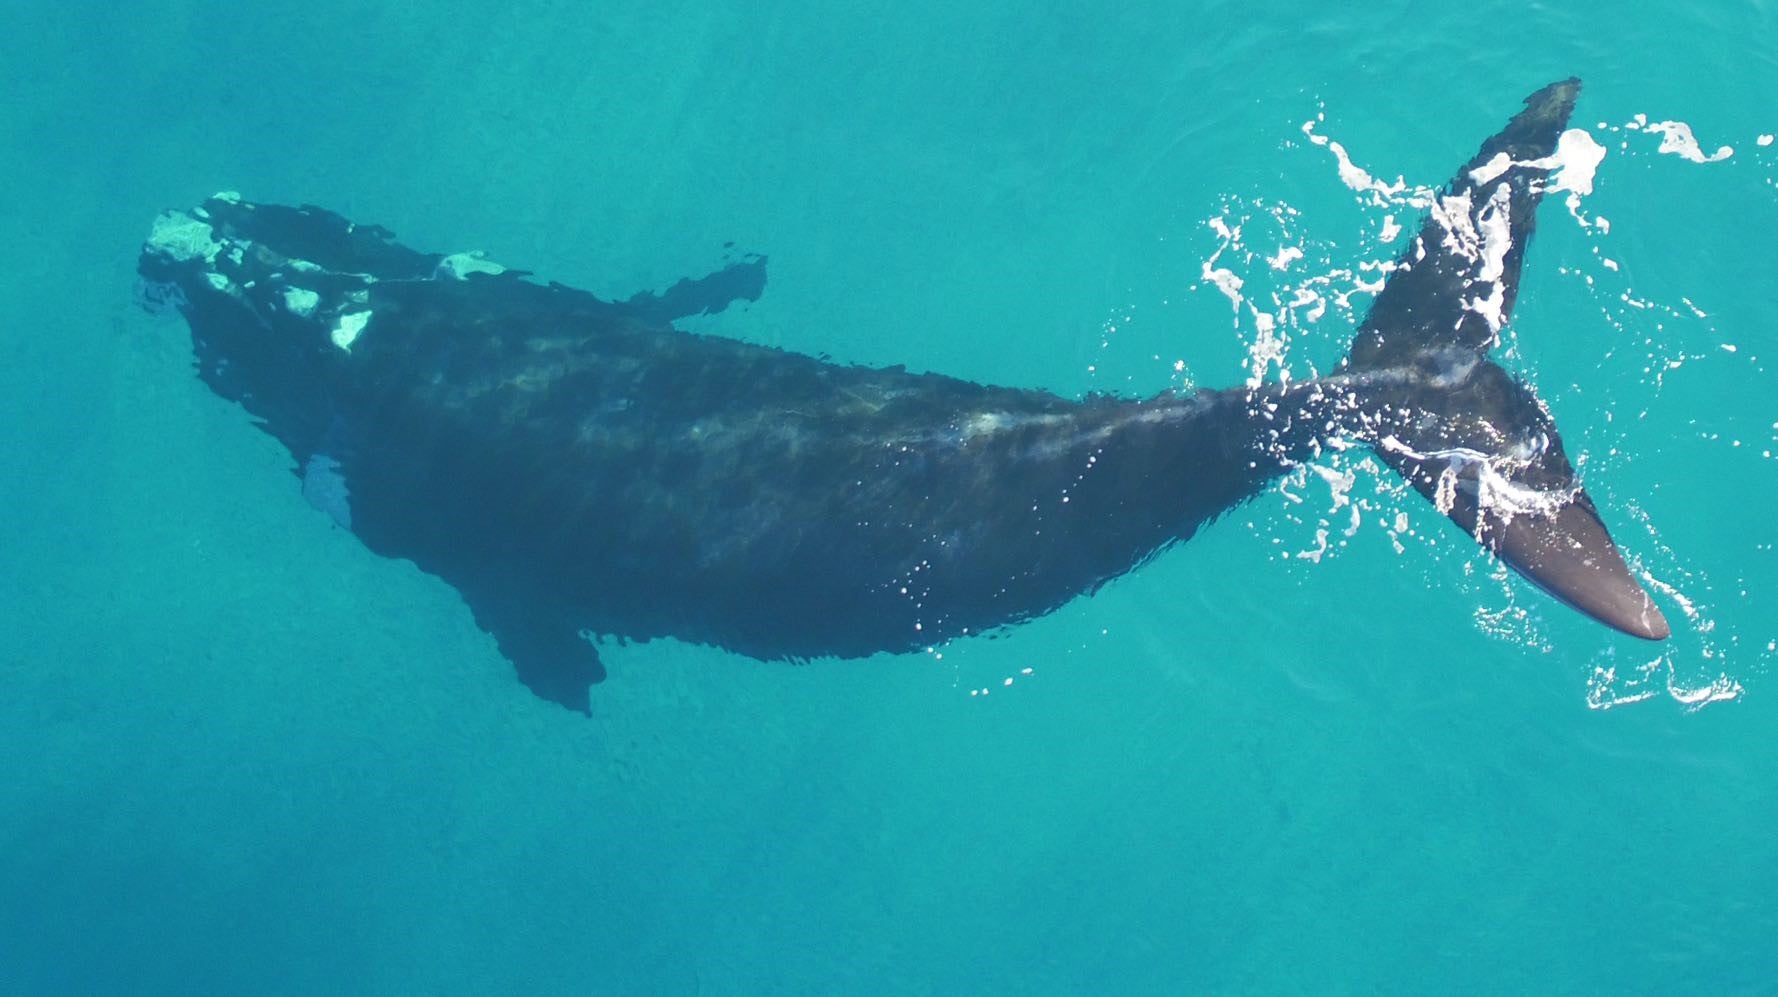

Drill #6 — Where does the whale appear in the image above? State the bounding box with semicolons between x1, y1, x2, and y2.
137;78;1668;713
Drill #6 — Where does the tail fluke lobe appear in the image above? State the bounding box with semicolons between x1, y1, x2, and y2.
1348;78;1580;372
1345;79;1671;641
1489;493;1670;641
1377;406;1671;642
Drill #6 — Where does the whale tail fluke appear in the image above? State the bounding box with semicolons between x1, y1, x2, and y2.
1344;78;1669;640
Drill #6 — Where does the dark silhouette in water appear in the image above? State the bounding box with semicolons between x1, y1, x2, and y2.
138;79;1666;713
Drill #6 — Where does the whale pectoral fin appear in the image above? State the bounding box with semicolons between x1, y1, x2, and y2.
463;596;605;715
299;452;353;529
620;254;768;325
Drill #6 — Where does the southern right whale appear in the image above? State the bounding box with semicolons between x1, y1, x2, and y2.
137;78;1668;712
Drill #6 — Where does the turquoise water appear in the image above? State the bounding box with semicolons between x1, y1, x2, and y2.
4;2;1777;992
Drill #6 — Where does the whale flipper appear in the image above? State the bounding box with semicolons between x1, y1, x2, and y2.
463;588;604;714
622;255;769;325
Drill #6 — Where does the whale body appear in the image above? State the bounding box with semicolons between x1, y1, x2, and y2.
138;79;1667;712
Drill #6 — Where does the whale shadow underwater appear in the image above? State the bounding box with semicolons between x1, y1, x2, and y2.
139;78;1669;713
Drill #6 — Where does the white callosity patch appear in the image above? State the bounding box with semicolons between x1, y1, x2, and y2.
147;209;224;263
331;310;371;352
437;251;508;280
282;287;320;318
147;194;387;352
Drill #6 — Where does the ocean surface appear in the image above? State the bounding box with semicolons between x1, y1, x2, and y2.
3;2;1776;993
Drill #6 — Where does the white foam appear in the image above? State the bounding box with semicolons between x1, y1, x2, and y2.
1462;184;1513;334
1308;462;1357;510
1288;287;1327;323
1429;190;1479;261
1245;307;1285;388
1200;217;1245;310
1460;128;1606;227
1301;120;1410;201
1267;245;1304;271
1668;674;1743;707
1638;118;1732;163
1294;527;1332;563
1548;129;1607;215
1468;152;1514;186
1377;436;1567;523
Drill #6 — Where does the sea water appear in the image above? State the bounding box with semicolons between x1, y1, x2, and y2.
1;1;1774;992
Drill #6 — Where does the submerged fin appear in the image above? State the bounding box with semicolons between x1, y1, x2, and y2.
622;255;768;325
461;592;606;714
299;452;353;529
1347;79;1670;641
